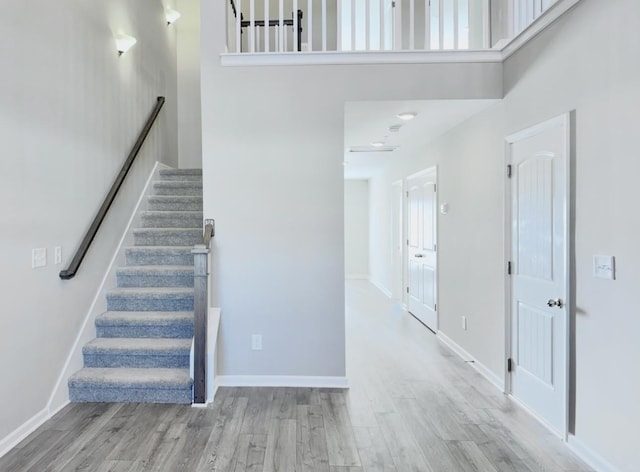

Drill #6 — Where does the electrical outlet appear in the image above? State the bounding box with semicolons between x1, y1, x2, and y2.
251;334;263;351
32;248;47;268
462;316;467;331
54;247;62;265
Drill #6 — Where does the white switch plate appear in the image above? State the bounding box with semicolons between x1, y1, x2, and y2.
54;247;62;265
593;255;615;280
440;203;449;214
251;334;263;351
32;248;47;268
461;316;467;331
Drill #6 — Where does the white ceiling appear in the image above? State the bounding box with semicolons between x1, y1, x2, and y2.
343;99;500;180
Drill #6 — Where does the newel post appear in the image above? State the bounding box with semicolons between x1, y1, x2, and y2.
192;244;209;404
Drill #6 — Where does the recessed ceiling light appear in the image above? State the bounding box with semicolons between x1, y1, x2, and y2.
371;141;385;147
396;112;417;121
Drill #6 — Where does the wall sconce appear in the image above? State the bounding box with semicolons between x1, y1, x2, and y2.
166;8;181;25
115;33;137;56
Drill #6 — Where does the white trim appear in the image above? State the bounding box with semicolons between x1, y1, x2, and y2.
216;375;349;389
500;0;584;60
437;331;505;392
345;274;369;280
47;162;170;413
0;408;48;458
504;113;572;441
369;278;392;299
207;308;221;403
221;0;583;67
221;49;503;66
567;435;623;472
508;392;564;439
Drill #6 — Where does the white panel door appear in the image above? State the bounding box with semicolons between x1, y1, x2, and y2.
407;169;437;331
508;115;569;436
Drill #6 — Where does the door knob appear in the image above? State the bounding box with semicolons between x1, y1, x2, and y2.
547;298;564;308
415;254;425;258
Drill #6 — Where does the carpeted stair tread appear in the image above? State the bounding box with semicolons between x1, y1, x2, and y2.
106;287;194;312
133;228;202;246
95;311;193;338
125;246;194;266
158;168;202;181
141;211;203;229
147;196;203;211
153;181;202;196
84;337;191;355
116;265;195;288
82;338;190;368
69;367;192;388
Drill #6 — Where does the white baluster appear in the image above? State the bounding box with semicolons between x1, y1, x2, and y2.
250;0;255;52
380;0;385;50
323;0;327;51
439;0;444;49
264;0;270;52
293;0;298;51
365;0;371;51
279;0;284;52
424;0;431;50
453;0;459;49
307;0;313;51
236;0;242;53
394;0;402;50
351;0;356;51
409;0;415;50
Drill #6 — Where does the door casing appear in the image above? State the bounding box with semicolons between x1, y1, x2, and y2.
504;113;572;440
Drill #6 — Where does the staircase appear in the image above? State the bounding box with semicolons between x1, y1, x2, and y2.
68;168;203;404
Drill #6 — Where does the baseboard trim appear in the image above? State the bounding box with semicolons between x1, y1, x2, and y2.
0;407;48;458
216;375;349;389
437;331;505;392
369;279;392;299
567;434;622;472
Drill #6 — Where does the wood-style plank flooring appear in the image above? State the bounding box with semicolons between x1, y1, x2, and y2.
0;280;591;471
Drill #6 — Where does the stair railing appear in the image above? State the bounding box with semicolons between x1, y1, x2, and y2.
59;97;166;280
192;219;215;404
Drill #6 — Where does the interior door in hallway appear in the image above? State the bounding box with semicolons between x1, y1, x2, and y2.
507;115;569;436
406;168;437;331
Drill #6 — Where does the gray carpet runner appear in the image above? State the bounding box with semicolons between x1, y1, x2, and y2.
68;168;203;403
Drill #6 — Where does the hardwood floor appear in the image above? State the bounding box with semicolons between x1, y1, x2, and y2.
0;280;591;471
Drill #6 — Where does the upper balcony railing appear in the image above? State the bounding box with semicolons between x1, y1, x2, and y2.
226;0;566;59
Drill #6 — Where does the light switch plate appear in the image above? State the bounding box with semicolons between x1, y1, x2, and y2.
593;255;615;280
440;203;449;214
32;248;47;268
54;247;62;265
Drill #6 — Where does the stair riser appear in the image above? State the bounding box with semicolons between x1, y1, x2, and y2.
83;353;189;369
147;200;203;211
153;184;202;197
106;295;194;312
141;214;202;229
133;231;201;246
96;324;193;339
116;273;194;288
69;387;192;404
125;250;194;266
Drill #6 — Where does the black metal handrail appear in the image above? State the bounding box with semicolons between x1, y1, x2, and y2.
192;220;215;404
59;96;166;280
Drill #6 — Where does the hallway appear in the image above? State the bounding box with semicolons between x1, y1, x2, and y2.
0;281;590;471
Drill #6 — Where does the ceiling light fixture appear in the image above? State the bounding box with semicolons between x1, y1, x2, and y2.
371;141;385;147
396;112;417;121
166;8;181;25
115;33;137;56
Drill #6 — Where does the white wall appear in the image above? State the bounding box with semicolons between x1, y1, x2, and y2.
177;0;202;168
0;0;178;447
344;180;369;277
201;0;501;380
369;0;640;469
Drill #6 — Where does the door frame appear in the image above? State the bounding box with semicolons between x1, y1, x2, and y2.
403;166;439;330
503;113;572;440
